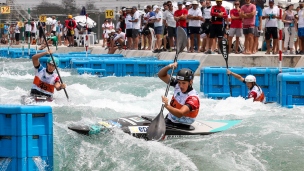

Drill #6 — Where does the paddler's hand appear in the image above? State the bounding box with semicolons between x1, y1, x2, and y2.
60;83;66;90
46;49;52;54
162;96;169;107
227;69;232;75
168;62;177;69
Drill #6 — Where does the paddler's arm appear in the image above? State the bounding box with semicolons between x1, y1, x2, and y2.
162;96;191;118
32;50;51;67
227;69;244;82
158;62;178;83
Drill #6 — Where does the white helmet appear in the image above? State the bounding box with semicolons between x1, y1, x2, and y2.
245;75;256;82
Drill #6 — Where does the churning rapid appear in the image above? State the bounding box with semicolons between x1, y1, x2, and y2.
1;58;303;171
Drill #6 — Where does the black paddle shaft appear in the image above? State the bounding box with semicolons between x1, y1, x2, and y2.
40;27;69;100
219;37;232;96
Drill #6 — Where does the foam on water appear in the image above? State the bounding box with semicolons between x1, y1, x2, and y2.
1;58;304;171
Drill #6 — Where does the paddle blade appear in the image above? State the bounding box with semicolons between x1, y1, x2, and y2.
146;113;166;141
219;37;229;63
176;27;187;55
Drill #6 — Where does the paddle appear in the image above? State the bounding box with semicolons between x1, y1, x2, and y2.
219;37;232;96
40;27;69;100
146;26;187;141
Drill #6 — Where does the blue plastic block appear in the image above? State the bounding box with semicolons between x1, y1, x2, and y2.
77;68;94;75
0;105;52;115
59;57;71;68
104;60;125;76
0;114;26;136
27;135;53;157
204;93;231;99
200;67;229;94
137;60;156;77
71;60;90;68
89;60;104;69
122;60;138;76
0;136;26;158
0;156;53;171
94;69;107;77
277;73;304;107
295;67;304;72
0;105;52;136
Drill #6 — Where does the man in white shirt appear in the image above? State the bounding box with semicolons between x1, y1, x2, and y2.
125;8;133;49
187;0;203;53
108;28;126;54
262;0;279;54
31;19;37;45
129;6;141;50
50;16;57;36
163;1;176;52
25;20;31;43
151;5;163;53
297;2;304;54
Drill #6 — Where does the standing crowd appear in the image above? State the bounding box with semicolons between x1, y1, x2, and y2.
104;0;304;55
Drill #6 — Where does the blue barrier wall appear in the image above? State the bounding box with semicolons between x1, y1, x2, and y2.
0;105;53;171
200;67;304;107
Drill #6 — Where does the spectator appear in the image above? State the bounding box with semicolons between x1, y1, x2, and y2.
163;1;176;52
162;2;169;51
282;3;296;55
297;2;304;54
174;2;188;51
108;28;126;54
252;0;262;54
25;21;31;44
65;15;77;47
151;5;163;53
9;24;15;45
262;0;279;54
31;19;37;45
187;0;203;53
206;0;227;54
129;6;141;50
37;19;46;45
229;0;242;54
240;0;256;55
15;22;20;45
125;8;133;49
50;16;57;36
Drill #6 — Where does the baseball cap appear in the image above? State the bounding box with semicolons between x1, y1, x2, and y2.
178;2;183;5
192;1;199;5
269;0;274;3
153;5;160;11
185;2;191;5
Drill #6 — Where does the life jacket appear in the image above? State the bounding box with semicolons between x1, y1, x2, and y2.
248;85;265;103
68;19;75;28
31;65;59;97
167;84;200;125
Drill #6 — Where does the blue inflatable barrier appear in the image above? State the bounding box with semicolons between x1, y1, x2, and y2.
277;72;304;108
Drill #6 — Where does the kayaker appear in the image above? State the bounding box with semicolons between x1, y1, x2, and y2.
227;69;265;102
158;62;200;125
30;50;66;98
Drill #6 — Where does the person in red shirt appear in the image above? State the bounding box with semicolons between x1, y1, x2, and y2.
205;0;227;54
174;2;188;33
174;2;189;51
228;0;243;53
65;15;76;47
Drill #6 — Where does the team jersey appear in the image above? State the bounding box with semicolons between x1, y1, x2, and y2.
167;79;200;125
31;64;60;97
244;82;265;102
211;5;228;24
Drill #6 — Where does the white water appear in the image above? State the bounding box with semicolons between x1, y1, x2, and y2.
1;58;304;171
